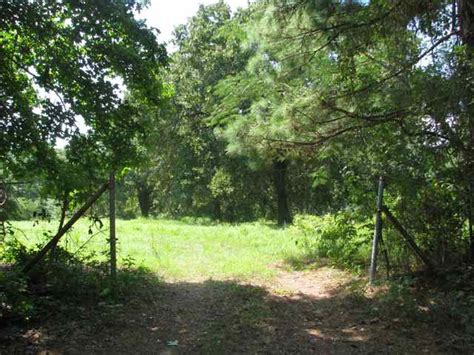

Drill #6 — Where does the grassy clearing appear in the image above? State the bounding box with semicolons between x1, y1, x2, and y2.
4;219;473;353
10;218;303;281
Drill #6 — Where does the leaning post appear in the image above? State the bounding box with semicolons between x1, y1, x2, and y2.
109;172;117;280
369;176;384;285
24;182;109;273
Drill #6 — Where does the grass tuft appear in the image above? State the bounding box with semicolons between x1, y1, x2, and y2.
11;218;304;281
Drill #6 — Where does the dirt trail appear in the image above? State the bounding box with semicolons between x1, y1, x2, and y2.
0;267;460;354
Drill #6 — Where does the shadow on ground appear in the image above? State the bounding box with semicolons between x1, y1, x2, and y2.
1;270;468;354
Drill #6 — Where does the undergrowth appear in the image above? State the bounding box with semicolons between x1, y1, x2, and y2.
289;213;474;345
289;213;372;272
2;216;473;348
9;218;302;280
0;239;157;325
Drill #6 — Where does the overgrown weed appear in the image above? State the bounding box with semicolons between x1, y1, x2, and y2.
0;238;159;324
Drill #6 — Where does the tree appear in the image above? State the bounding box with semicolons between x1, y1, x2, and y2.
1;0;167;185
268;0;474;259
136;1;278;222
209;2;300;225
169;1;246;219
210;0;474;257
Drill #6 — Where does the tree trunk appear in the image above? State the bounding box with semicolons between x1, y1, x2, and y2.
369;176;384;284
466;137;474;261
110;173;117;280
459;0;474;49
137;182;152;217
273;160;292;226
460;0;474;260
24;182;109;273
56;194;69;234
51;193;69;255
214;199;222;221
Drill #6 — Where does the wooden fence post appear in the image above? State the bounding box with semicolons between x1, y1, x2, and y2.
381;206;435;271
109;172;117;279
369;176;384;285
23;182;109;273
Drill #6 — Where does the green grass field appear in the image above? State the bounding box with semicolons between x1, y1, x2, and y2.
5;219;472;354
10;218;303;281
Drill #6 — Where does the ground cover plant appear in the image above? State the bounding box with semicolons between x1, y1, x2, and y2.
8;218;302;281
1;217;473;353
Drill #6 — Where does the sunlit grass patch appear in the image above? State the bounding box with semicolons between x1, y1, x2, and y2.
10;218;304;281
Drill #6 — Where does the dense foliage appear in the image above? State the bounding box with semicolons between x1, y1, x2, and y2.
2;2;474;349
2;0;474;272
0;0;167;206
125;0;471;269
0;0;474;352
112;0;472;270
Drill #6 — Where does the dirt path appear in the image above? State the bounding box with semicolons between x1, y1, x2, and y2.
0;267;464;354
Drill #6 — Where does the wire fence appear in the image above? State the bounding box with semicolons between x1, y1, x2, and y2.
0;178;113;262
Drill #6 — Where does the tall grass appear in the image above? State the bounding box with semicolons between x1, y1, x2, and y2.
10;218;303;281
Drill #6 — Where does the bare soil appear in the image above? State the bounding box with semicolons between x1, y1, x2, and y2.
0;266;470;354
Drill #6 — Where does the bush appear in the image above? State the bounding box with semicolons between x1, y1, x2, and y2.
0;268;32;322
291;213;373;271
0;236;157;324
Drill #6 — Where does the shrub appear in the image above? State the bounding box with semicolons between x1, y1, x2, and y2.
0;235;156;324
291;213;372;271
0;268;31;322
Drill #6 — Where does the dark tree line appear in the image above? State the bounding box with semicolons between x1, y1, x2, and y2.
125;0;474;266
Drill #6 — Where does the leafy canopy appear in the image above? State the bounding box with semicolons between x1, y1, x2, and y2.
1;0;167;180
